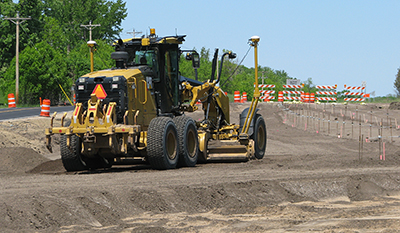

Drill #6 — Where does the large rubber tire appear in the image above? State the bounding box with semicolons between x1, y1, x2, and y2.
147;117;179;170
174;116;198;167
60;134;87;171
251;115;267;159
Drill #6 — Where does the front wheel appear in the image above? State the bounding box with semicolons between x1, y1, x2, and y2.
147;117;179;169
252;115;267;159
60;134;87;171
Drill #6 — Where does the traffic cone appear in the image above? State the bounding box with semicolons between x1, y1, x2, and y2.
8;93;16;108
40;99;51;117
242;92;247;102
234;91;240;103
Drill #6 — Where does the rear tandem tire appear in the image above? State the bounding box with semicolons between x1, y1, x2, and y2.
173;116;198;167
147;117;179;170
252;115;267;159
60;134;87;171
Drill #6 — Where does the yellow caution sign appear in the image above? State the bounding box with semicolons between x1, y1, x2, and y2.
92;84;107;99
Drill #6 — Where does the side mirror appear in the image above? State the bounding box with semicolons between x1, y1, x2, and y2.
191;52;200;69
185;52;200;69
228;52;237;59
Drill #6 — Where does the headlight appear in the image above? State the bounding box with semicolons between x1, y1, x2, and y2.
78;85;84;90
112;76;119;82
112;84;118;89
79;77;85;83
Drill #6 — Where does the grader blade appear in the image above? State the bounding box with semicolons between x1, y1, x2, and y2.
206;141;251;161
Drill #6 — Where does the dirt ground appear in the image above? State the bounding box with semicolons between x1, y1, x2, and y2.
1;102;400;232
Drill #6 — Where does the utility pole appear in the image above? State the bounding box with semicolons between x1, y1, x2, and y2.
4;12;31;105
127;28;142;38
80;21;100;72
80;21;101;41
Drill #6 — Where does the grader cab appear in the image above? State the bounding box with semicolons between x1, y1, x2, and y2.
45;29;266;171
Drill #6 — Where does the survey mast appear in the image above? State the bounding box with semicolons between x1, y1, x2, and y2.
240;35;261;137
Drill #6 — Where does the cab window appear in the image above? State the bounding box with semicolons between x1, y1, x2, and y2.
164;50;179;105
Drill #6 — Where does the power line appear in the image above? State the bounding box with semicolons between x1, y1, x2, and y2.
126;28;142;38
80;21;101;41
4;12;31;104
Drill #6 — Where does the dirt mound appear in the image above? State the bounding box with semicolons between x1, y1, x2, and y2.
0;147;50;174
389;101;400;110
28;159;65;174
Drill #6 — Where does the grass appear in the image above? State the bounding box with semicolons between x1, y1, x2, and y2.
0;103;39;109
367;96;400;103
0;90;39;108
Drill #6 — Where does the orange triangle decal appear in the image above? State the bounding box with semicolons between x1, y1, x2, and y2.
92;84;107;99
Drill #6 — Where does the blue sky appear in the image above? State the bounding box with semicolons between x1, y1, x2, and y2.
120;0;400;97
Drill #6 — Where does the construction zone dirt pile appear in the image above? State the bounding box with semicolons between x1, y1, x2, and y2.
389;101;400;110
0;147;49;175
1;102;400;232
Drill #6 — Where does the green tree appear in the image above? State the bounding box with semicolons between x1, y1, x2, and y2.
394;68;400;97
2;41;69;104
67;40;114;80
43;0;127;49
302;77;315;93
0;0;127;103
0;0;17;73
179;47;213;82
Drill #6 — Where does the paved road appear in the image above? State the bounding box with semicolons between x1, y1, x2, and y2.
0;106;74;121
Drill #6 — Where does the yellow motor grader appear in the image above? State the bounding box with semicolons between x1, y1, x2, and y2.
45;29;266;171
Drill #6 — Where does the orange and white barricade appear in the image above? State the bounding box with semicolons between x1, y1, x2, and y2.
8;93;16;108
40;99;51;117
282;85;303;102
315;85;337;102
258;84;275;100
261;93;275;102
257;84;275;101
344;85;365;102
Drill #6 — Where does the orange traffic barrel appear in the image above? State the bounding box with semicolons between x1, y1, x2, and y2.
242;92;247;102
73;94;76;106
8;93;16;108
310;93;315;103
305;93;310;103
40;99;51;117
278;91;283;102
234;91;240;103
